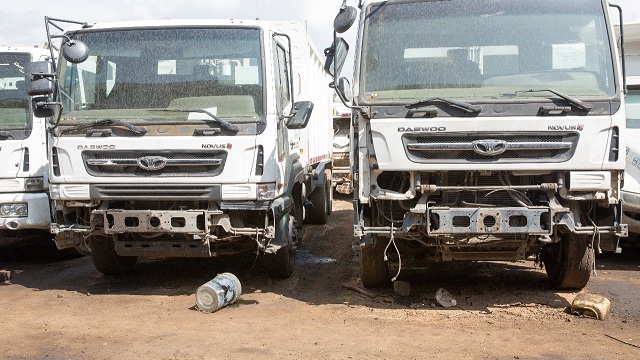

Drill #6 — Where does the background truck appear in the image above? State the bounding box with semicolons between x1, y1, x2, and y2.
618;22;640;238
0;46;54;241
24;18;333;276
327;0;627;289
332;93;352;194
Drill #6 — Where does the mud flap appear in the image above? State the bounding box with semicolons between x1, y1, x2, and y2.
265;195;292;253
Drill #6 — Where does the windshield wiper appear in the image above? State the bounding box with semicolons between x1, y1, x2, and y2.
58;118;147;136
152;109;239;133
514;88;592;112
0;131;16;139
406;97;482;113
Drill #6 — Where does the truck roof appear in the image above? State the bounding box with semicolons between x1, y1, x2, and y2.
61;18;308;34
0;46;51;57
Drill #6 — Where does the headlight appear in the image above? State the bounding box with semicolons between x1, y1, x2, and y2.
50;184;61;200
257;183;277;200
24;177;45;192
0;203;28;217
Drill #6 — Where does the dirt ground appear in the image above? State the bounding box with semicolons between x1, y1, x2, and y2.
1;194;639;359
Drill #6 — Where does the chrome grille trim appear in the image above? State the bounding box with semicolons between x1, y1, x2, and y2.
403;132;578;163
82;150;227;177
407;141;572;152
86;158;223;166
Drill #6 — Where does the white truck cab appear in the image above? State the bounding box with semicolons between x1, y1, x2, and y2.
327;0;627;289
0;47;52;236
24;18;333;276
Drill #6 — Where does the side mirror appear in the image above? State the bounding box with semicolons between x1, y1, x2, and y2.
336;77;352;103
286;101;314;130
24;61;54;96
334;6;357;33
324;37;349;77
32;96;56;118
61;40;89;64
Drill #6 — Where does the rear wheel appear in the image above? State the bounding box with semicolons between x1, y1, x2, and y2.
90;235;137;275
306;170;332;224
542;233;593;289
359;235;390;288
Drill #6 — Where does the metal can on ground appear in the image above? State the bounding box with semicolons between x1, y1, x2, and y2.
195;272;242;313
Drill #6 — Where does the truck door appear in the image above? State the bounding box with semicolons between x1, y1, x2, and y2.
273;38;296;181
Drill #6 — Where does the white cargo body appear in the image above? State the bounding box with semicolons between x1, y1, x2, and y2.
327;0;627;290
26;19;333;276
0;47;51;233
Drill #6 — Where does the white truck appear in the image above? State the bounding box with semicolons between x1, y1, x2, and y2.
327;0;627;289
24;18;333;276
332;94;352;194
0;47;52;240
619;22;640;238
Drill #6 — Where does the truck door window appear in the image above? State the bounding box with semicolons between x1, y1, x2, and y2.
273;42;291;162
273;42;291;115
0;53;31;134
627;90;640;129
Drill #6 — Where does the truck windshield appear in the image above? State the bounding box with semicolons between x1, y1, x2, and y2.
58;27;263;124
360;0;616;103
0;53;30;131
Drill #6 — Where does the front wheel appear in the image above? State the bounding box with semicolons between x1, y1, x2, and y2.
265;210;296;278
542;233;593;289
90;235;137;275
359;235;390;288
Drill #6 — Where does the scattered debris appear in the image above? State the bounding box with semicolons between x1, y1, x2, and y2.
196;273;242;313
604;334;640;349
571;293;610;320
435;288;457;308
342;284;378;299
393;280;411;296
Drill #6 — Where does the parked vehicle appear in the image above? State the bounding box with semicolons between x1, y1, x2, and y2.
326;0;627;289
24;18;333;276
332;94;352;194
0;47;55;242
618;22;640;238
622;80;640;236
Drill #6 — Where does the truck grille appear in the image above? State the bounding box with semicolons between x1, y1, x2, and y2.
82;150;227;177
90;184;221;200
403;132;578;163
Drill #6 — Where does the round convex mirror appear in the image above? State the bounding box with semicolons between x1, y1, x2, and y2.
61;40;89;64
334;6;357;34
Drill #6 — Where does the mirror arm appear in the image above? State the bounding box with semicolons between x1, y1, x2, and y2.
272;32;296;106
44;16;91;72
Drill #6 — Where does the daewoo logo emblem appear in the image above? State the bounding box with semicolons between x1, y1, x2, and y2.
472;140;508;156
137;156;167;171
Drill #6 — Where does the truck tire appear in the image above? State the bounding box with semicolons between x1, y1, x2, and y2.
359;235;390;288
306;170;332;224
90;235;137;275
542;233;593;289
265;210;296;278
